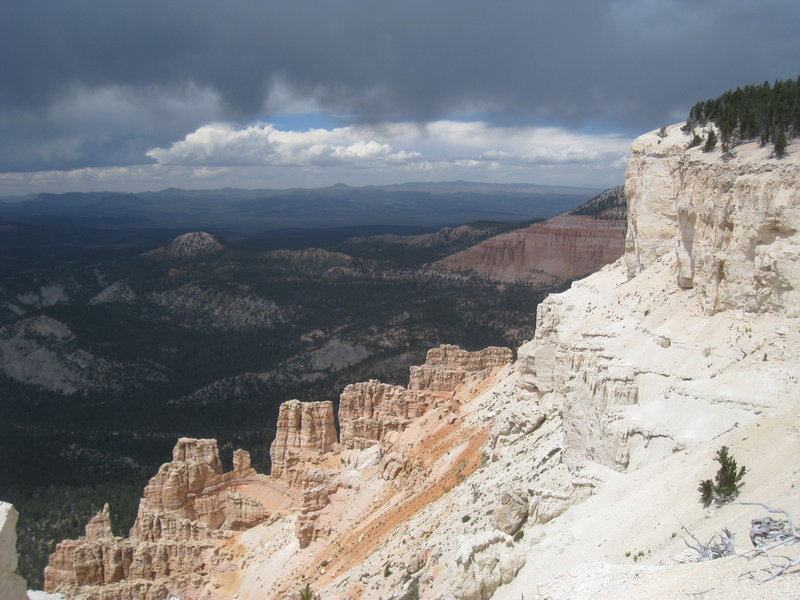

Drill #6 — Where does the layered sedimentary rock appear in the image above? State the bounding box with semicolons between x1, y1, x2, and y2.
338;381;443;449
221;492;270;531
85;503;113;540
408;344;512;391
140;437;224;525
519;124;800;472
438;211;626;285
0;502;27;600
44;438;269;599
269;399;337;479
625;125;800;315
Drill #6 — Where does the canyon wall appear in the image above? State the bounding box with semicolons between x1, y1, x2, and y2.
269;399;337;480
437;208;626;285
43;345;515;599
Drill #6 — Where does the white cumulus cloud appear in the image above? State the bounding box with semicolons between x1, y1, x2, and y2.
147;120;630;173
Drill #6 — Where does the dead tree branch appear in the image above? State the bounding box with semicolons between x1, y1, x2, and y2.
675;517;736;561
738;502;800;583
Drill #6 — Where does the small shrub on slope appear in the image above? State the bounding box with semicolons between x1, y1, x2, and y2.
698;446;747;507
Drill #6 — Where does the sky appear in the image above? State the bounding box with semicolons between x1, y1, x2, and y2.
1;0;798;195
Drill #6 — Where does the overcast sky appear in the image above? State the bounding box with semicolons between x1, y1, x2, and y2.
1;0;798;194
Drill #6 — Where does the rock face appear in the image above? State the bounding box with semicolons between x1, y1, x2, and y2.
85;503;113;540
408;344;512;392
143;231;223;259
269;399;337;479
0;502;27;600
625;125;800;316
437;187;627;285
44;438;271;599
338;381;443;449
519;123;800;472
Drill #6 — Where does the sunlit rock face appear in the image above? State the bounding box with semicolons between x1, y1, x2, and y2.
269;399;337;480
437;211;626;286
520;124;800;472
625;125;800;315
43;438;271;599
408;344;513;392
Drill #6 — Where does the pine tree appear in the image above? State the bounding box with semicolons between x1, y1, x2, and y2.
698;446;747;507
774;127;788;157
703;129;717;152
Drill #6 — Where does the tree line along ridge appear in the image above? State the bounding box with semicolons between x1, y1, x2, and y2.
680;77;800;157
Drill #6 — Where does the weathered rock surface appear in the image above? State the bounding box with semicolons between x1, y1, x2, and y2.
438;188;626;285
85;503;113;540
221;492;269;531
625;124;800;315
408;344;512;392
338;380;443;449
43;438;269;599
269;399;337;479
143;232;223;259
517;125;800;474
0;502;27;600
491;490;529;536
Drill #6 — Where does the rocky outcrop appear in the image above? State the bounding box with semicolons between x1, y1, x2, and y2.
339;381;443;449
519;124;800;473
408;344;512;392
338;345;511;449
85;503;113;540
0;502;27;600
232;448;253;473
221;492;269;531
454;531;525;600
437;188;627;285
625;124;800;316
139;438;224;525
143;232;223;259
44;438;269;599
269;400;337;479
491;489;529;535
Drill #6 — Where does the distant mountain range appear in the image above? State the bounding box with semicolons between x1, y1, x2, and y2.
0;181;601;237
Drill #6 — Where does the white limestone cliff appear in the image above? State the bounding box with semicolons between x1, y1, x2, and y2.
0;502;28;600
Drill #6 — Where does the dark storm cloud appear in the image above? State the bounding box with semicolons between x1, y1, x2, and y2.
1;0;798;172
